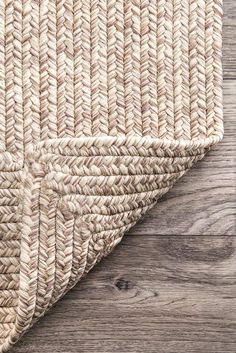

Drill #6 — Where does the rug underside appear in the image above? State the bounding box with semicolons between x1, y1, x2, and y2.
0;0;223;351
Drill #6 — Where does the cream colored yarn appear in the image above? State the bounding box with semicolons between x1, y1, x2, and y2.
0;0;223;351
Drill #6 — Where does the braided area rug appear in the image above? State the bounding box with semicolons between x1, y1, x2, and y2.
0;0;223;351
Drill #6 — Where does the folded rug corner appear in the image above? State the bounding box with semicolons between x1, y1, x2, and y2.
0;0;223;351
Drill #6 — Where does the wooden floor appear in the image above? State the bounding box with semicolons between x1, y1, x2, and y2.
11;1;236;352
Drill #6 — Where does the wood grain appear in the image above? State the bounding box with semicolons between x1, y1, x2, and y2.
11;236;236;353
223;2;236;79
8;1;236;352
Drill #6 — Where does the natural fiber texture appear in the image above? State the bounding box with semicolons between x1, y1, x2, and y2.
0;0;223;351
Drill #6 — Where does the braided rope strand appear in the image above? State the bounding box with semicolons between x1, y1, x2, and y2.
0;1;6;151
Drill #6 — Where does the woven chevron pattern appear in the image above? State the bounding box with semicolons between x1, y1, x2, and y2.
0;0;223;351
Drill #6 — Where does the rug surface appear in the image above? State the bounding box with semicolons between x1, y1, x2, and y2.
0;0;223;351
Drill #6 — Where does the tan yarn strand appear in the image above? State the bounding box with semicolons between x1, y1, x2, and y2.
74;0;92;137
107;0;125;136
157;0;175;140
5;0;23;155
0;1;5;151
35;192;58;318
206;0;223;138
57;0;75;137
189;0;207;139
40;0;58;139
91;0;109;136
124;0;142;136
23;0;40;147
173;0;191;140
141;0;159;137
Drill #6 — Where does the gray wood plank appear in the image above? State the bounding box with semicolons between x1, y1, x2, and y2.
11;236;236;353
224;0;236;26
223;0;236;79
223;25;236;79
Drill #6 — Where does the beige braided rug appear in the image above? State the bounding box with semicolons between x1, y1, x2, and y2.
0;0;223;351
